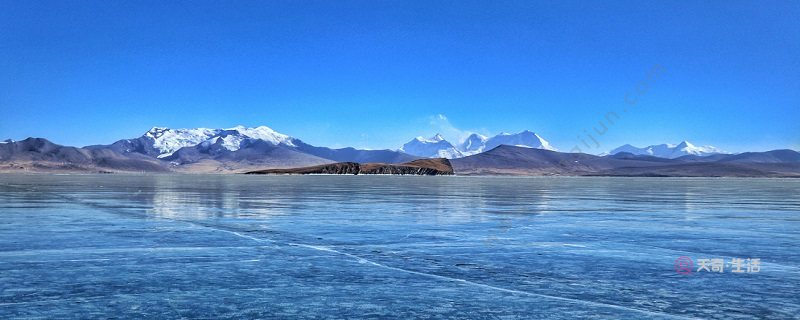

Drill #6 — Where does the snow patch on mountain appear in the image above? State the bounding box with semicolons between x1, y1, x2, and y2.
609;141;726;159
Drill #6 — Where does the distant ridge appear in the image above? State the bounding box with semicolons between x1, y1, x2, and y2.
2;126;798;176
451;145;800;177
451;145;659;175
0;138;168;173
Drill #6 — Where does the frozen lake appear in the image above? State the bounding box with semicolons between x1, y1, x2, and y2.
1;174;798;319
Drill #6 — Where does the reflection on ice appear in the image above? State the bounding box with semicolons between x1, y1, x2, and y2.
148;176;293;220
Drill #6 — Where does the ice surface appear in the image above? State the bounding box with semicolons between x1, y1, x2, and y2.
1;175;798;319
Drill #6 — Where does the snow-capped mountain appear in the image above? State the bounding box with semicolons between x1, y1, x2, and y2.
459;133;489;155
144;125;295;158
401;130;556;159
481;130;556;152
97;125;417;166
400;134;463;159
608;141;725;159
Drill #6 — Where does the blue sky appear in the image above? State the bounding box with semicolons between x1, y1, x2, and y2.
1;0;798;153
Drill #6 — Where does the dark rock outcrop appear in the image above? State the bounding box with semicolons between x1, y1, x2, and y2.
245;158;454;175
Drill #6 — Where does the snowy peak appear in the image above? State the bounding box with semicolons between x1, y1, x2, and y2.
414;133;446;143
143;127;218;158
459;133;489;154
609;141;726;159
141;125;295;158
673;141;723;157
225;125;293;145
401;134;463;159
482;130;556;153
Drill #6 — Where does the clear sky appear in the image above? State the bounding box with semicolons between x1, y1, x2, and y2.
1;0;798;153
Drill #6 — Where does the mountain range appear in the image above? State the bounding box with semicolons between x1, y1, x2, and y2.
400;130;555;159
1;125;798;176
607;141;725;159
451;146;800;177
79;126;418;173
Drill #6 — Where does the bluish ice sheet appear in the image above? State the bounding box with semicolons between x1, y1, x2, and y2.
1;175;798;319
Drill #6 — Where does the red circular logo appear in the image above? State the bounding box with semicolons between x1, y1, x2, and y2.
674;256;693;275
